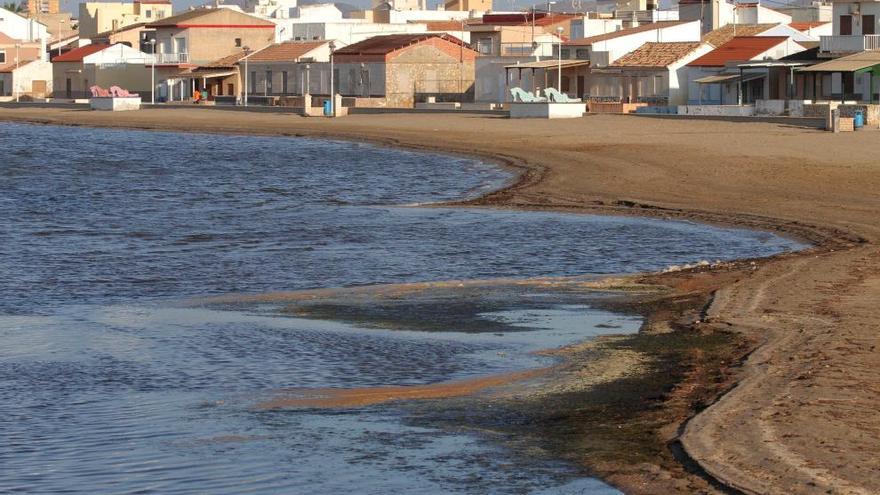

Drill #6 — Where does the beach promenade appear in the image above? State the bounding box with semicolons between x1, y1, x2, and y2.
2;107;879;494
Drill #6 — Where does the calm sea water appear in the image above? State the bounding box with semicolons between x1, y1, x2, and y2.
0;123;803;494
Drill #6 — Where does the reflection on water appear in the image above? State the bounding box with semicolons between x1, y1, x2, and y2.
0;123;805;494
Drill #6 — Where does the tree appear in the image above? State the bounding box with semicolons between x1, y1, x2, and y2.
2;1;26;12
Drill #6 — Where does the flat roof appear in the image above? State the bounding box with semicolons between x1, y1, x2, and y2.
694;72;765;83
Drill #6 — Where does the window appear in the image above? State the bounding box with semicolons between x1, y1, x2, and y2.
266;70;272;94
0;51;5;64
156;11;165;19
575;48;589;59
282;71;288;94
145;9;151;18
235;38;242;48
0;80;5;96
250;71;256;93
560;49;571;59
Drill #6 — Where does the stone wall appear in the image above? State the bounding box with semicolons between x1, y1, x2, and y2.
588;101;647;114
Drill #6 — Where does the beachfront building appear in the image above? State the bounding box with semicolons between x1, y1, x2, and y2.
146;7;275;101
588;41;713;104
326;33;478;107
563;20;702;67
190;40;332;104
51;43;153;99
78;0;172;37
686;36;806;104
0;58;52;99
497;20;701;102
470;13;572;102
819;0;880;56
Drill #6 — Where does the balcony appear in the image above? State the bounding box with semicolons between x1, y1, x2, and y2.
820;35;880;54
153;52;189;64
474;41;557;58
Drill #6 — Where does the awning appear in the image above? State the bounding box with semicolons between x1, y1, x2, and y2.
186;70;237;79
694;72;765;84
798;52;880;73
504;59;590;70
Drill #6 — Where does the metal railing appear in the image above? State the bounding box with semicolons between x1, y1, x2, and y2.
154;52;189;64
820;35;880;53
474;41;558;57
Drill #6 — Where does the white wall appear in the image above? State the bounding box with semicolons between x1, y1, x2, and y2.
83;43;153;65
570;18;625;39
735;4;792;25
0;7;49;42
586;20;701;66
760;23;821;42
669;42;713;105
279;20;428;44
832;2;880;36
4;59;52;97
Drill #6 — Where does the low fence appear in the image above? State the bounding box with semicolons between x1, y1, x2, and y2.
587;101;647;114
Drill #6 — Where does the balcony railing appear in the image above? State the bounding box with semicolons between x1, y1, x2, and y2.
154;52;189;64
820;35;880;53
474;41;557;57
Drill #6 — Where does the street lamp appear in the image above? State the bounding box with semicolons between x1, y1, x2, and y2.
56;18;67;57
328;40;335;117
242;45;251;107
149;38;156;105
556;26;564;91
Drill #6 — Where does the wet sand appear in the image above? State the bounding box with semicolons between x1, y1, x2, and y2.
3;106;880;494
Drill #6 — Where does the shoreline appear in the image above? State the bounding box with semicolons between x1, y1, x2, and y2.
4;107;879;494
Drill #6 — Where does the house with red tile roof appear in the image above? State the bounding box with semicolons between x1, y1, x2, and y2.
190;40;333;104
51;43;153;99
563;20;702;67
146;7;275;102
686;36;805;104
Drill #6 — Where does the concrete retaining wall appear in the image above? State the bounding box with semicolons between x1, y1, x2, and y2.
677;105;755;117
509;102;586;119
89;97;141;111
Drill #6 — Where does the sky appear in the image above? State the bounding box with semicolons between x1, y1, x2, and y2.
57;0;609;17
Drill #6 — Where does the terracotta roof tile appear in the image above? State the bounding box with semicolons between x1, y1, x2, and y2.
701;23;777;47
419;20;467;32
611;41;704;67
196;51;249;69
789;21;830;32
479;13;580;27
334;33;469;56
0;59;37;73
246;41;326;62
51;43;111;62
688;36;789;67
565;21;690;45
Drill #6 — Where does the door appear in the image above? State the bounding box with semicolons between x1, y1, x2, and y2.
841;15;853;35
32;80;47;97
577;75;585;98
227;83;234;96
66;78;71;98
863;15;875;35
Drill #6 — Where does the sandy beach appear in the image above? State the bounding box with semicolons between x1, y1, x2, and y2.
3;106;879;494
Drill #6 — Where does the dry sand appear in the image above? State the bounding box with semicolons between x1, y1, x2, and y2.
3;106;879;494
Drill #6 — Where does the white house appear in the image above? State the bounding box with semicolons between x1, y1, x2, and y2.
589;41;714;104
686;36;806;104
820;0;880;55
734;3;793;25
0;59;52;99
278;19;428;45
563;20;702;67
0;6;49;43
